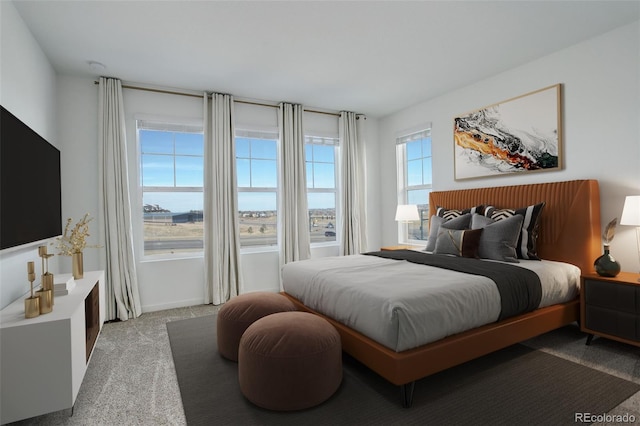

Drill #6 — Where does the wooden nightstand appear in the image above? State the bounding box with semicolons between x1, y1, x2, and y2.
380;245;422;251
580;272;640;347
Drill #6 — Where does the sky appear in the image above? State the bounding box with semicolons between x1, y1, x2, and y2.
140;131;337;213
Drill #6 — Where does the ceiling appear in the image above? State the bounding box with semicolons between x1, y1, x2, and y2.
11;1;640;117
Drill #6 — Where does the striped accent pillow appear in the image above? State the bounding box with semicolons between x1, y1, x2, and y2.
483;202;545;260
436;205;484;221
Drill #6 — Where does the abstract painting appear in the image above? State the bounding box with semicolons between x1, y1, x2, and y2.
454;84;562;180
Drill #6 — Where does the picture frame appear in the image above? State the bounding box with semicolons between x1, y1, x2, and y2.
453;84;562;180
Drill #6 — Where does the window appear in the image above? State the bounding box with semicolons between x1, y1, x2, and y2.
137;120;204;257
396;128;432;243
236;130;279;248
306;136;339;244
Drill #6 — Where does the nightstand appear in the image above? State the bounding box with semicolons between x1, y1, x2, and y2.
580;272;640;347
380;245;421;251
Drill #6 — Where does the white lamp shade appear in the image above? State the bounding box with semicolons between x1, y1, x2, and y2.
395;204;419;222
621;196;640;226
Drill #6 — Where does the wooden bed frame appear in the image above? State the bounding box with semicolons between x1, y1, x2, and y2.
283;179;602;407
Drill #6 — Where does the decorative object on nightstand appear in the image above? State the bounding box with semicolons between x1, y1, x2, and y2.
593;218;620;277
580;272;640;347
54;213;101;279
395;204;419;223
620;195;640;278
24;262;40;319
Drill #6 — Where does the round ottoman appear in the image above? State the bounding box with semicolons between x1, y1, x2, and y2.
217;292;297;362
238;311;342;411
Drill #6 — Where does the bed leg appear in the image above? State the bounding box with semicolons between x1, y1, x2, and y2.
400;382;415;408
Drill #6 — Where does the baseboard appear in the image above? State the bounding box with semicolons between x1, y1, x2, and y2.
141;298;205;313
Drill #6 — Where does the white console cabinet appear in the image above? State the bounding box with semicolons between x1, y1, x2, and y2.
0;270;105;424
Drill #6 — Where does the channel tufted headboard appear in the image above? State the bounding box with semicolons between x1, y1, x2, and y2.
429;179;601;273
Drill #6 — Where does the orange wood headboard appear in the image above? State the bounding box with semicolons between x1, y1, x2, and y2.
429;180;601;273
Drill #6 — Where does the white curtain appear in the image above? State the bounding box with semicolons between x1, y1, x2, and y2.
204;93;243;305
278;103;311;268
339;111;368;255
98;77;142;321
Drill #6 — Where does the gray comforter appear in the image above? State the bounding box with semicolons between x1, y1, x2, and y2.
281;253;580;352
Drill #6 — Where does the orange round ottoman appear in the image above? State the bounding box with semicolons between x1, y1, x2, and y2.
238;311;342;411
217;292;297;362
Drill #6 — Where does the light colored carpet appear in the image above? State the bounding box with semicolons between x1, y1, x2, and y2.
8;304;640;425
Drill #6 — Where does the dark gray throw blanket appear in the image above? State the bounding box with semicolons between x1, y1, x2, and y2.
364;250;542;320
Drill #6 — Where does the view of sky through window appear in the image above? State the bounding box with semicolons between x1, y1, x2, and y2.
140;129;339;251
140;129;204;212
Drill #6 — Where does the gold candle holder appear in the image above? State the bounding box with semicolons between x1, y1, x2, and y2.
39;246;55;305
42;272;54;305
36;288;53;314
25;261;40;319
25;297;40;318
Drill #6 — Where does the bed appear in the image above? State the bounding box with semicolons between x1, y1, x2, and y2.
281;179;601;407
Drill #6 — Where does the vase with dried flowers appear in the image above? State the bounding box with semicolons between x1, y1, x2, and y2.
594;218;621;277
54;213;101;279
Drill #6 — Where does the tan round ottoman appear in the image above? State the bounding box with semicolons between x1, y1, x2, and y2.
238;311;342;411
217;292;297;362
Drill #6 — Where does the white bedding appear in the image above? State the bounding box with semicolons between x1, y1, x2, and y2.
281;254;580;352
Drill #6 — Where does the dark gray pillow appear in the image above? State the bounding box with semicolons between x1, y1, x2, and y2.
433;228;483;258
425;213;472;252
470;214;524;263
483;202;545;260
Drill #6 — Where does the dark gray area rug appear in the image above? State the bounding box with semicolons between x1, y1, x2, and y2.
167;314;639;426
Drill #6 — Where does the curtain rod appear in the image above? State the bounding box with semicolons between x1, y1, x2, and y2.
93;80;341;117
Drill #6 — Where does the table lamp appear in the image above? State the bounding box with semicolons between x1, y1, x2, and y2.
620;195;640;277
395;204;419;223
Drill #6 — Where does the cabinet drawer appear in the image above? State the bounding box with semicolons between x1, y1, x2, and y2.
585;305;639;341
584;279;639;314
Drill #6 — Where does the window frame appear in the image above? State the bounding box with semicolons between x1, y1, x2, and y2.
136;119;205;260
396;127;432;245
305;135;340;247
235;128;280;252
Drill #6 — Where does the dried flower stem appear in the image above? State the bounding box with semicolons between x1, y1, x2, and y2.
602;218;617;245
54;213;101;256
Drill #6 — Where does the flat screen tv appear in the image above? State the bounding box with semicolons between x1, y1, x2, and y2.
1;105;62;250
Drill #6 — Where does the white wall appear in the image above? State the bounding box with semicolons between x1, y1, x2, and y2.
0;2;58;310
378;21;640;272
56;76;101;274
